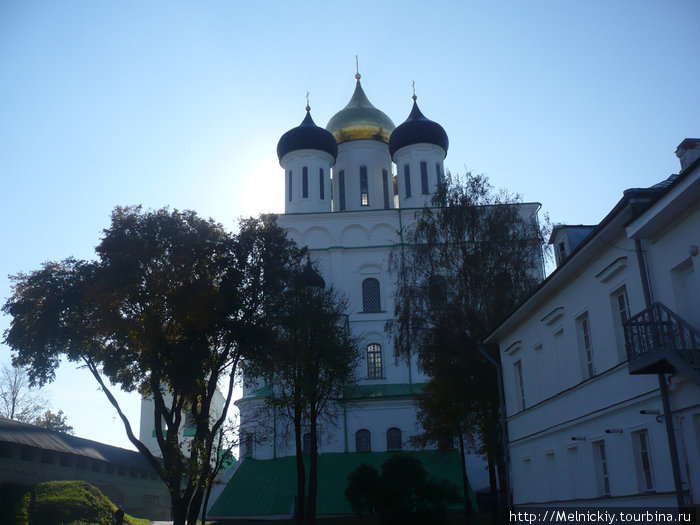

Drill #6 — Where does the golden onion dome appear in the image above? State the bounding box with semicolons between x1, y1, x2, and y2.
326;77;395;144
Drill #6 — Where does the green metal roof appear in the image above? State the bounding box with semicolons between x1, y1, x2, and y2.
343;383;424;400
209;449;475;518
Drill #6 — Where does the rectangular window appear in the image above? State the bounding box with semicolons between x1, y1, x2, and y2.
382;169;390;209
404;164;411;198
339;170;346;211
514;360;525;411
288;170;293;201
436;162;442;185
302;167;308;198
367;344;383;378
592;440;611;496
577;313;595;379
420;161;429;194
319;168;324;200
632;430;655;492
611;286;630;361
360;166;369;206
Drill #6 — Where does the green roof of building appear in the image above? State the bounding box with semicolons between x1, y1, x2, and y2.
241;383;425;404
209;449;475;518
343;383;424;400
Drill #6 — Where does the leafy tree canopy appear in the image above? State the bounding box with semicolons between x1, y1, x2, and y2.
388;172;546;508
34;409;74;434
0;362;47;422
3;207;301;525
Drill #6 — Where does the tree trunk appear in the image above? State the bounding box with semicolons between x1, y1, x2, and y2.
187;485;205;525
306;408;318;525
457;430;472;523
294;405;305;525
171;494;187;525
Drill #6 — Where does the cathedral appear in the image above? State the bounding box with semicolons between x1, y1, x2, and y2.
205;73;506;518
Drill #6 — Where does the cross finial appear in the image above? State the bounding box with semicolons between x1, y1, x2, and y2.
355;55;361;80
412;80;417;101
305;91;310;112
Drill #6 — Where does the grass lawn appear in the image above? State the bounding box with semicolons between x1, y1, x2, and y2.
0;480;150;525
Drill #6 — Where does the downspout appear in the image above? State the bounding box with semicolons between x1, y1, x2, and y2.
478;343;511;508
634;238;685;508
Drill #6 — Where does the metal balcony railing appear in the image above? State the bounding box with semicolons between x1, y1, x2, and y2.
623;302;700;377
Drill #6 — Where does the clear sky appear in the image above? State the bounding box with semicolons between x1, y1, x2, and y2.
1;1;698;450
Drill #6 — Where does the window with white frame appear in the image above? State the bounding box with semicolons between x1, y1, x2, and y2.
611;285;631;361
362;278;381;312
576;313;595;379
386;427;402;450
367;344;383;379
355;429;371;452
514;360;525;411
592;440;611;496
632;429;655;492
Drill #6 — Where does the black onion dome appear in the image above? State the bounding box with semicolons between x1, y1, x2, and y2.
388;100;449;158
277;110;338;164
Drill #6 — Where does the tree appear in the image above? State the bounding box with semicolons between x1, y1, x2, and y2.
34;409;74;434
3;207;298;525
345;455;461;525
388;172;545;513
0;362;47;422
248;260;359;525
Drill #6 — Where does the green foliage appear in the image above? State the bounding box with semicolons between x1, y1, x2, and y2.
344;463;381;517
387;172;546;501
3;207;301;525
34;409;74;434
11;480;148;525
345;455;461;525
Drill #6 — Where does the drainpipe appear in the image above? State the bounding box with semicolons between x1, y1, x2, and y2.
634;238;685;508
478;342;511;508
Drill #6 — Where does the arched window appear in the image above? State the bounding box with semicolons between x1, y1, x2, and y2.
387;427;402;450
303;432;311;453
319;168;325;200
302;167;309;198
339;170;346;211
420;161;429;194
367;343;383;379
404;164;411;198
436;162;443;185
355;429;371;452
362;278;381;312
288;170;293;201
360;166;369;206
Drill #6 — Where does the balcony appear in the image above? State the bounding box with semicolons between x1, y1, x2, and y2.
623;302;700;385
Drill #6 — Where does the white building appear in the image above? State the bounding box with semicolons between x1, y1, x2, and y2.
485;138;700;507
208;75;543;518
236;75;451;459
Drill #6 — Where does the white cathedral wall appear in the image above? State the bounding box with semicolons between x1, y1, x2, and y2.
331;140;394;212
